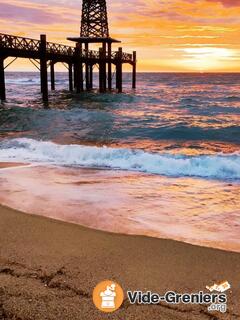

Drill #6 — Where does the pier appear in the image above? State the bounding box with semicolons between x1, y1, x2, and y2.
0;0;136;102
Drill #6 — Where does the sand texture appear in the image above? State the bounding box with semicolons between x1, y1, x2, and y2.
0;204;240;320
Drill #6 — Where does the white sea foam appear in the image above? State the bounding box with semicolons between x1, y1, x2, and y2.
0;138;239;180
5;78;40;85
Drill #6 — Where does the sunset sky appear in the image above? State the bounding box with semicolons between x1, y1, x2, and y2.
1;0;240;71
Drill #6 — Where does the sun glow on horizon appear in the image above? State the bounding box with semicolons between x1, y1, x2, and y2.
175;47;239;71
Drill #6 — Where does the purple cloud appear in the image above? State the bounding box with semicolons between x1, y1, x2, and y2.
208;0;240;6
0;2;77;25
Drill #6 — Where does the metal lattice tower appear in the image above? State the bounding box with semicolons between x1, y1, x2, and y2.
80;0;109;38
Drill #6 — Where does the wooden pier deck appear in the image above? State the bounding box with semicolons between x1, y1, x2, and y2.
0;33;136;102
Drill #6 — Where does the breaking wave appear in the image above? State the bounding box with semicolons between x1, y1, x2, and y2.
0;138;239;180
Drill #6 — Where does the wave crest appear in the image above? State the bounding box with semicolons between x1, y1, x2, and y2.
0;138;239;180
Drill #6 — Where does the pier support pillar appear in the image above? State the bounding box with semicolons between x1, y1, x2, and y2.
85;43;90;90
108;43;112;90
116;47;123;93
85;64;90;90
69;63;73;91
0;57;6;101
79;61;83;92
75;43;83;93
99;44;106;92
89;64;93;89
74;63;77;89
40;34;48;102
102;43;106;91
50;61;55;90
99;48;103;92
132;51;136;89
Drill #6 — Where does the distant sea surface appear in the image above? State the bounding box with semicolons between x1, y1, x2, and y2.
0;72;239;251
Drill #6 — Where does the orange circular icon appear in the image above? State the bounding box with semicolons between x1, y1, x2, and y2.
93;280;124;313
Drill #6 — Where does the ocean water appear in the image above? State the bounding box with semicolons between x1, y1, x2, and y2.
0;72;240;251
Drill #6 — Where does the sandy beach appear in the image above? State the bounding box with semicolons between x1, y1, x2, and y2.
0;203;240;320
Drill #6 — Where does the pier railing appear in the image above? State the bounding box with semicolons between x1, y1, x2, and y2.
81;48;99;59
0;33;40;52
47;41;75;56
0;33;133;62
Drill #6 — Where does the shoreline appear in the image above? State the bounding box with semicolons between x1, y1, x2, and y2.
0;162;239;253
0;202;236;254
1;204;240;319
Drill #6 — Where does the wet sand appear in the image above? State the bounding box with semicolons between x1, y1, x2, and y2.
0;162;29;169
0;204;240;320
0;164;240;252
